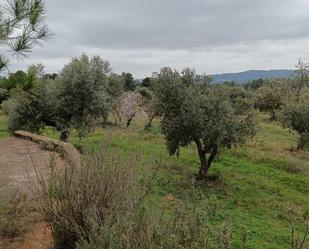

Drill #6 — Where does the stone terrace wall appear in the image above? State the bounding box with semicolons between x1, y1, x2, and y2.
14;131;80;167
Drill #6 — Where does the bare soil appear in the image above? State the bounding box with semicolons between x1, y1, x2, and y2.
0;137;62;249
0;137;61;190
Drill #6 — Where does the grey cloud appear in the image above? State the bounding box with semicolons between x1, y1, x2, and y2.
4;0;309;77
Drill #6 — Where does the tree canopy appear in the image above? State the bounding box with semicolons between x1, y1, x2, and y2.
154;67;256;178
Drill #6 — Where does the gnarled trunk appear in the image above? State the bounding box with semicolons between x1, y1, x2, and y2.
194;138;218;179
194;138;208;178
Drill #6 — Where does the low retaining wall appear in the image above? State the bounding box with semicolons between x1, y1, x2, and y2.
14;131;80;167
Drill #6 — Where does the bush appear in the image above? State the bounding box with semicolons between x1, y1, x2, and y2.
1;80;57;133
0;88;8;104
77;204;232;249
0;190;28;238
279;99;309;150
38;142;143;249
254;79;292;120
38;141;232;249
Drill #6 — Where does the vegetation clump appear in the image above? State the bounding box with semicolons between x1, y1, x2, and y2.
280;97;309;149
39;142;232;249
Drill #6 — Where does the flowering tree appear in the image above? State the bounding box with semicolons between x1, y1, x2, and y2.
120;91;143;127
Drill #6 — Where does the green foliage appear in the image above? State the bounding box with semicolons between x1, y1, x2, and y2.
0;65;41;92
0;88;8;104
1;54;116;140
1;79;56;133
154;67;256;178
7;70;27;90
244;78;266;90
43;73;58;80
107;73;124;99
136;86;158;128
122;72;136;91
56;54;112;139
279;98;309;149
254;79;293;120
141;77;153;88
77;205;233;249
0;0;51;71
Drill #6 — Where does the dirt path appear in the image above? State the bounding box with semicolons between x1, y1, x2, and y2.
0;137;60;191
0;223;52;249
0;137;61;249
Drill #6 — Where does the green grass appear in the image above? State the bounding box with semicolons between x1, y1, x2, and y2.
0;113;308;248
0;111;9;139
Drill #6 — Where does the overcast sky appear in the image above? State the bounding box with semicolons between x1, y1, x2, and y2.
6;0;309;77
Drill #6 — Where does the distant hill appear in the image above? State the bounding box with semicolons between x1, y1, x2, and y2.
211;70;294;84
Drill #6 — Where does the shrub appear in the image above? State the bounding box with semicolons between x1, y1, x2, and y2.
254;79;292;120
1;80;57;133
279;99;309;150
38;141;232;249
0;189;28;238
38;142;143;249
77;204;232;249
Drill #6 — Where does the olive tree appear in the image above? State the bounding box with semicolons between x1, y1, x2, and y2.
279;97;309;150
0;0;51;71
254;79;292;120
154;67;256;178
56;54;112;140
1;79;56;132
3;54;113;141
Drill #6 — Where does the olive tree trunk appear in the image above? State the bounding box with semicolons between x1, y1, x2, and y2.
194;139;218;179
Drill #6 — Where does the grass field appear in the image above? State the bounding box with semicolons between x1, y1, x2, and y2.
0;112;308;249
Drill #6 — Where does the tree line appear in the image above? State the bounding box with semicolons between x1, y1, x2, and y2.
1;53;308;178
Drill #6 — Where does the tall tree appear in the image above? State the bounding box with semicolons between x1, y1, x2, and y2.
56;54;112;140
0;0;51;72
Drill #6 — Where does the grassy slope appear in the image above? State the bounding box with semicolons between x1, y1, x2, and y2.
0;112;308;248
